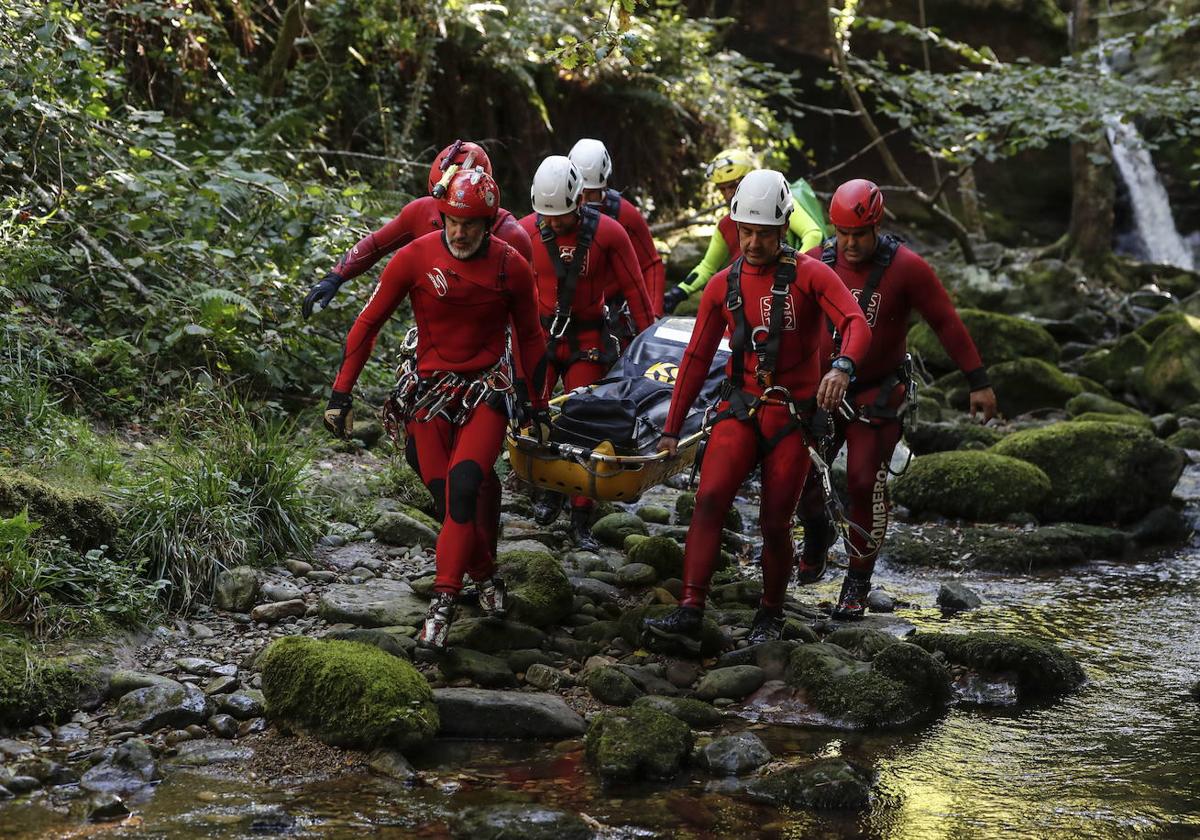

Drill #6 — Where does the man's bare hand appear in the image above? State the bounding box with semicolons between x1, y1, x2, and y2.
658;435;679;457
816;370;851;411
969;387;998;423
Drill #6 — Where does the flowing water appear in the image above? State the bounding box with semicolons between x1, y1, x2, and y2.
4;468;1199;839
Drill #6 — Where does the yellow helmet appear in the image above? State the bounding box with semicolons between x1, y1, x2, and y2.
705;148;756;185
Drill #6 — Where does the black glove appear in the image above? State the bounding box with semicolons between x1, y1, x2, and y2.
302;271;346;319
662;284;689;315
531;408;553;445
324;390;354;439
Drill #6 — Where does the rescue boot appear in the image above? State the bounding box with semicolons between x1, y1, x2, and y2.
532;490;565;526
570;506;601;553
641;605;703;656
797;515;835;584
831;572;871;621
417;592;457;651
747;606;785;644
476;576;507;618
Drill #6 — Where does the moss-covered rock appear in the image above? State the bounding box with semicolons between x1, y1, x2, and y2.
0;469;117;550
1141;319;1200;410
261;636;438;750
987;358;1085;417
586;666;643;706
746;758;874;809
635;505;672;524
991;421;1184;523
591;512;648;548
1064;392;1143;418
824;628;900;661
1070;411;1155;431
893;451;1051;522
1166;427;1200;449
881;522;1128;569
371;509;438;548
632;695;724;728
0;643;90;728
617;605;726;656
908;309;1058;373
584;704;693;783
496;550;573;628
1135;311;1190;344
453;803;592;840
626;535;684;580
905;419;1006;455
1073;333;1150;390
784;641;950;728
911;631;1084;700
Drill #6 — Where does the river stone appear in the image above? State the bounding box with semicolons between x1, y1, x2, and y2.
432;689;586;739
572;577;621;603
636;505;672;524
80;739;159;796
615;664;679;697
454;803;592;840
115;682;214;733
167;739;254;767
324;628;415;660
592;512;648;547
626;535;685;580
523;664;574;691
905;420;1006;455
438;648;517;689
616;562;658;587
213;566;259;612
220;690;265;720
496;550;574;628
0;738;34;758
911;631;1084;700
938;582;983;613
261;579;303;603
368;748;417;781
699;731;772;775
251;599;306;623
823;628;898;662
632;695;723;728
501;649;557;673
867;590;896;613
585;704;693;783
586;667;643;706
371;510;438;548
175;657;220;676
208;714;238;739
204;675;239;695
446;617;547;652
318;579;428;628
88;792;131;822
746;758;874;809
695;666;766;701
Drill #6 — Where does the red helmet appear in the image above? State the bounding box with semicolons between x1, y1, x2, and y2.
829;179;885;228
436;169;500;220
428;140;493;195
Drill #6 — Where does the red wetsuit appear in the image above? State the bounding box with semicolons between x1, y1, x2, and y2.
665;253;870;611
600;192;666;315
518;209;655;513
797;239;988;577
718;214;739;263
332;197;533;281
332;231;546;595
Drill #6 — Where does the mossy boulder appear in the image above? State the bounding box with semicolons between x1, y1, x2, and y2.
591;512;648;548
586;666;643;706
881;522;1128;570
1064;392;1142;418
991;421;1184;523
1166;427;1200;449
1073;332;1150;390
908;309;1058;374
785;641;951;728
824;628;900;661
496;549;573;628
986;358;1084;417
911;631;1084;700
0;469;117;550
1070;412;1154;431
261;636;438;750
617;605;726;656
626;535;684;580
632;695;724;728
635;505;672;524
1141;319;1200;410
892;451;1051;522
905;420;1006;455
371;509;438;548
584;704;693;783
0;643;92;728
1135;310;1189;344
746;758;874;809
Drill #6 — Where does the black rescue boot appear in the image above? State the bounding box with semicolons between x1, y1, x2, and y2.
797;515;835;584
747;606;785;644
570;506;601;553
641;606;704;655
831;572;871;621
532;490;565;526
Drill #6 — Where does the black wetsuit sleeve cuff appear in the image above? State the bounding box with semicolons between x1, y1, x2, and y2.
965;367;990;391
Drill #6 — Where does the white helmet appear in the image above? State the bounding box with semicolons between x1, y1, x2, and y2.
531;155;584;215
568;138;612;189
729;169;793;226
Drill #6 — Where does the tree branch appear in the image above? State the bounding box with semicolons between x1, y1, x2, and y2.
649;202;725;236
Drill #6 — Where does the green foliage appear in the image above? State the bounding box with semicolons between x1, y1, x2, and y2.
118;404;320;609
0;638;89;727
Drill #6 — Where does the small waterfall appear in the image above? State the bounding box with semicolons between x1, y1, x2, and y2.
1103;88;1195;270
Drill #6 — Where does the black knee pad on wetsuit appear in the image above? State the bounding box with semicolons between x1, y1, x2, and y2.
447;461;485;524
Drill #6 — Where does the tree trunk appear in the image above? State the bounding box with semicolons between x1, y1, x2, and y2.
1066;0;1115;268
260;0;306;97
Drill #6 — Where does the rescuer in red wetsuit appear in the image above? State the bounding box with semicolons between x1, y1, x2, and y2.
517;155;656;552
302;140;533;317
640;170;871;648
568;138;667;316
794;179;998;621
324;169;549;651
